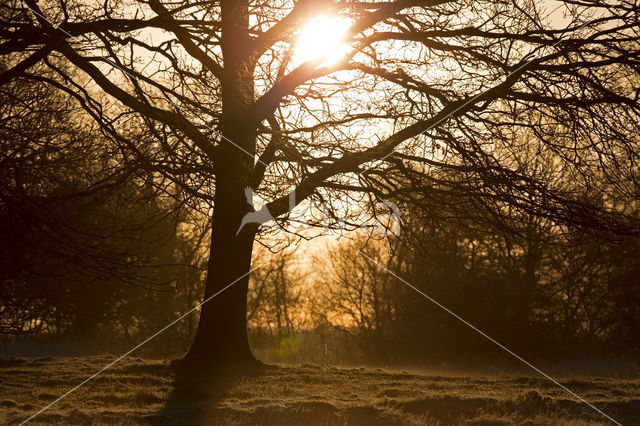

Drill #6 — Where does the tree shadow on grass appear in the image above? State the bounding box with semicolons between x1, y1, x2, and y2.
150;360;272;426
149;360;279;426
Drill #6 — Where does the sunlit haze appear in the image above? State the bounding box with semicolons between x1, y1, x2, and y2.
294;15;352;65
2;0;639;424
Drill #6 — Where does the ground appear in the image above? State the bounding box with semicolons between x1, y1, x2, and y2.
1;357;639;425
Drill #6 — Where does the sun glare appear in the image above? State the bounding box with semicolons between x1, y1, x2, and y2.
294;16;352;65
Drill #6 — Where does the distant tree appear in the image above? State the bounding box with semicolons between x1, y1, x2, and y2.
248;248;302;340
1;0;638;369
315;238;399;362
247;247;305;360
0;71;197;347
315;199;640;365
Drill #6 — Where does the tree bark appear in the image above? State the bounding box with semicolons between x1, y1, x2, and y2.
184;118;258;367
184;0;260;369
185;190;258;367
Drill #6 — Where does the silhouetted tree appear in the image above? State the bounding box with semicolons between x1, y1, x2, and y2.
1;0;638;368
0;73;201;349
315;238;398;362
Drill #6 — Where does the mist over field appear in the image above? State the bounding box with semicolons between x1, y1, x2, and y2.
2;0;640;424
3;357;640;425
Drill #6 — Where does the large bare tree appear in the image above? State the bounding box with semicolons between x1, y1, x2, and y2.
1;0;638;368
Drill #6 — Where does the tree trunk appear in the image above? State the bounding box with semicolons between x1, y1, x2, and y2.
184;186;258;367
184;0;259;369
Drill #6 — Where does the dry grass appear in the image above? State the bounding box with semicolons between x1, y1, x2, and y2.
1;357;639;425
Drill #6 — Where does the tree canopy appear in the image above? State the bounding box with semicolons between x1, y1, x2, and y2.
1;0;638;365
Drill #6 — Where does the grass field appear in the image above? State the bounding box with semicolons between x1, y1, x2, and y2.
1;357;639;425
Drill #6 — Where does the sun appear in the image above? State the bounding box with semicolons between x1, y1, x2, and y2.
294;15;352;65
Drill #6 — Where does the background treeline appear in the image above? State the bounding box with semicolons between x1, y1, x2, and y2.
0;76;206;356
4;190;640;370
2;72;639;370
247;205;640;370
